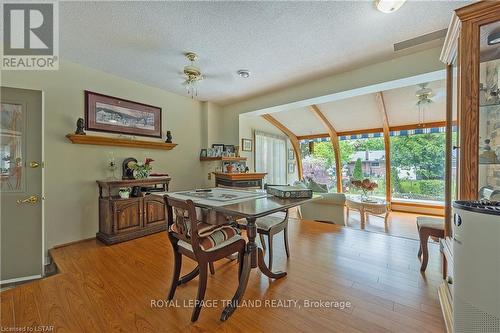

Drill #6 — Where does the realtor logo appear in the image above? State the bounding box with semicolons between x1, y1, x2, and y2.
2;2;59;70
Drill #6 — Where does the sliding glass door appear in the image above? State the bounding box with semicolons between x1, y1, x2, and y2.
255;131;287;185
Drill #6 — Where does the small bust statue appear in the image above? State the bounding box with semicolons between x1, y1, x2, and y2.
75;118;86;135
165;130;172;143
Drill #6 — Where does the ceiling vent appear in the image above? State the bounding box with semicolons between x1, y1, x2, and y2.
394;28;448;52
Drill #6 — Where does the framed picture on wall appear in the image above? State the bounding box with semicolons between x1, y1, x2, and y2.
241;138;252;152
84;91;162;138
288;163;295;174
288;149;294;160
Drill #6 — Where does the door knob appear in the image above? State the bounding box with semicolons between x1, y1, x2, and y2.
16;195;39;204
29;161;41;168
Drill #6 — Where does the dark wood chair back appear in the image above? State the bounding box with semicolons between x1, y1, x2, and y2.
165;195;201;251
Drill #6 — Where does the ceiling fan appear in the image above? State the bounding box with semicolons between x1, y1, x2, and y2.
182;52;204;98
415;83;433;126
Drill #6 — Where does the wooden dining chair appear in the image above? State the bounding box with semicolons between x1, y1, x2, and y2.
164;195;246;322
238;209;290;270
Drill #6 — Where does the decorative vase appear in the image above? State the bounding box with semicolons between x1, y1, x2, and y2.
226;165;235;173
133;168;150;179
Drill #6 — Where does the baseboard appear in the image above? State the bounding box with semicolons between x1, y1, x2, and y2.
1;274;42;287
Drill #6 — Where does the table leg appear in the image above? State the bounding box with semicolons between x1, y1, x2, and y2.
360;208;365;229
245;217;258;268
257;248;287;279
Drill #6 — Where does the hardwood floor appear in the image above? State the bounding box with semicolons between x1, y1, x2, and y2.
1;217;445;332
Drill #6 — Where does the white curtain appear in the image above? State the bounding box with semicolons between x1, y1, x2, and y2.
255;131;287;185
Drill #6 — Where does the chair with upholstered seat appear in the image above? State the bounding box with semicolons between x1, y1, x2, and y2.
416;216;445;272
164;195;246;322
238;209;290;270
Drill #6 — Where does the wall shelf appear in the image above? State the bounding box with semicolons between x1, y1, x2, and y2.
66;134;177;150
199;156;247;162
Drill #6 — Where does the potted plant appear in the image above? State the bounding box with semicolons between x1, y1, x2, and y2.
351;178;378;201
131;158;154;179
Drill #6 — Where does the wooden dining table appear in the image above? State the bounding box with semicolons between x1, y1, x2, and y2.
155;188;318;321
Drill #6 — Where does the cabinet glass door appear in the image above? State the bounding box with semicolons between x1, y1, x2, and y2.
478;21;500;200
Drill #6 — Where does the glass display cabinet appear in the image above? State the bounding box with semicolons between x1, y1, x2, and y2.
440;2;500;332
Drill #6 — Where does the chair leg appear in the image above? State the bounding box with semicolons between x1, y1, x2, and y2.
268;234;274;271
284;227;290;258
419;230;430;272
259;233;266;251
417;244;422;258
191;262;208;322
167;251;182;300
209;262;215;275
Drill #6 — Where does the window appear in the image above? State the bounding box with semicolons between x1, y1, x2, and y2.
255;131;287;185
390;127;447;203
339;134;386;198
299;138;338;192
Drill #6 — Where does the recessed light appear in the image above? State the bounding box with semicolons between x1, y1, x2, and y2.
237;70;250;78
374;0;407;13
488;31;500;45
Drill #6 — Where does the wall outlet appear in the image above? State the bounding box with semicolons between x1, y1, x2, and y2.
208;173;211;180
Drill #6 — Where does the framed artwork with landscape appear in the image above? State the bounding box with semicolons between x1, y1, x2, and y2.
85;91;162;138
241;138;252;152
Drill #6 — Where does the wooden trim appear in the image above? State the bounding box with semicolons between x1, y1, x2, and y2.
261;114;303;180
455;1;500;21
391;207;444;217
295;121;451;141
391;200;444;209
66;134;177;150
390;121;449;132
375;92;392;203
212;172;267;181
457;19;479;200
296;133;330;140
338;127;384;137
200;156;247;162
309;105;342;192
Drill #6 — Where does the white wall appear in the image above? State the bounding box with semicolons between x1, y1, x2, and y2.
239;115;298;184
2;60;222;253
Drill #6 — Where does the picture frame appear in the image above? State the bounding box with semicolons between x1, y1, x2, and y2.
224;144;235;153
288;149;294;160
212;144;224;157
200;149;207;158
85;91;162;138
241;138;253;152
288;163;295;174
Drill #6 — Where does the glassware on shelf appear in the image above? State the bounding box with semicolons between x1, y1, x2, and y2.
107;152;118;179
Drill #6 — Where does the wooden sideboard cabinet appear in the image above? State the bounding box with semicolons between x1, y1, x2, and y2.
96;177;170;245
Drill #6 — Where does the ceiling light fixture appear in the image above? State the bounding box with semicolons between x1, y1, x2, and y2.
182;52;203;98
374;0;407;13
237;70;250;78
487;31;500;45
415;83;433;126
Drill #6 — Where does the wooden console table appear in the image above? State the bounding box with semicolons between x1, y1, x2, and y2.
213;172;267;189
96;177;170;245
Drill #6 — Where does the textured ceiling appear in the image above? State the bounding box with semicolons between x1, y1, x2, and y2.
60;1;469;105
261;79;446;136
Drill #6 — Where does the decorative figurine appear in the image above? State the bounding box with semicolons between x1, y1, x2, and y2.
75;118;86;135
165;131;173;143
